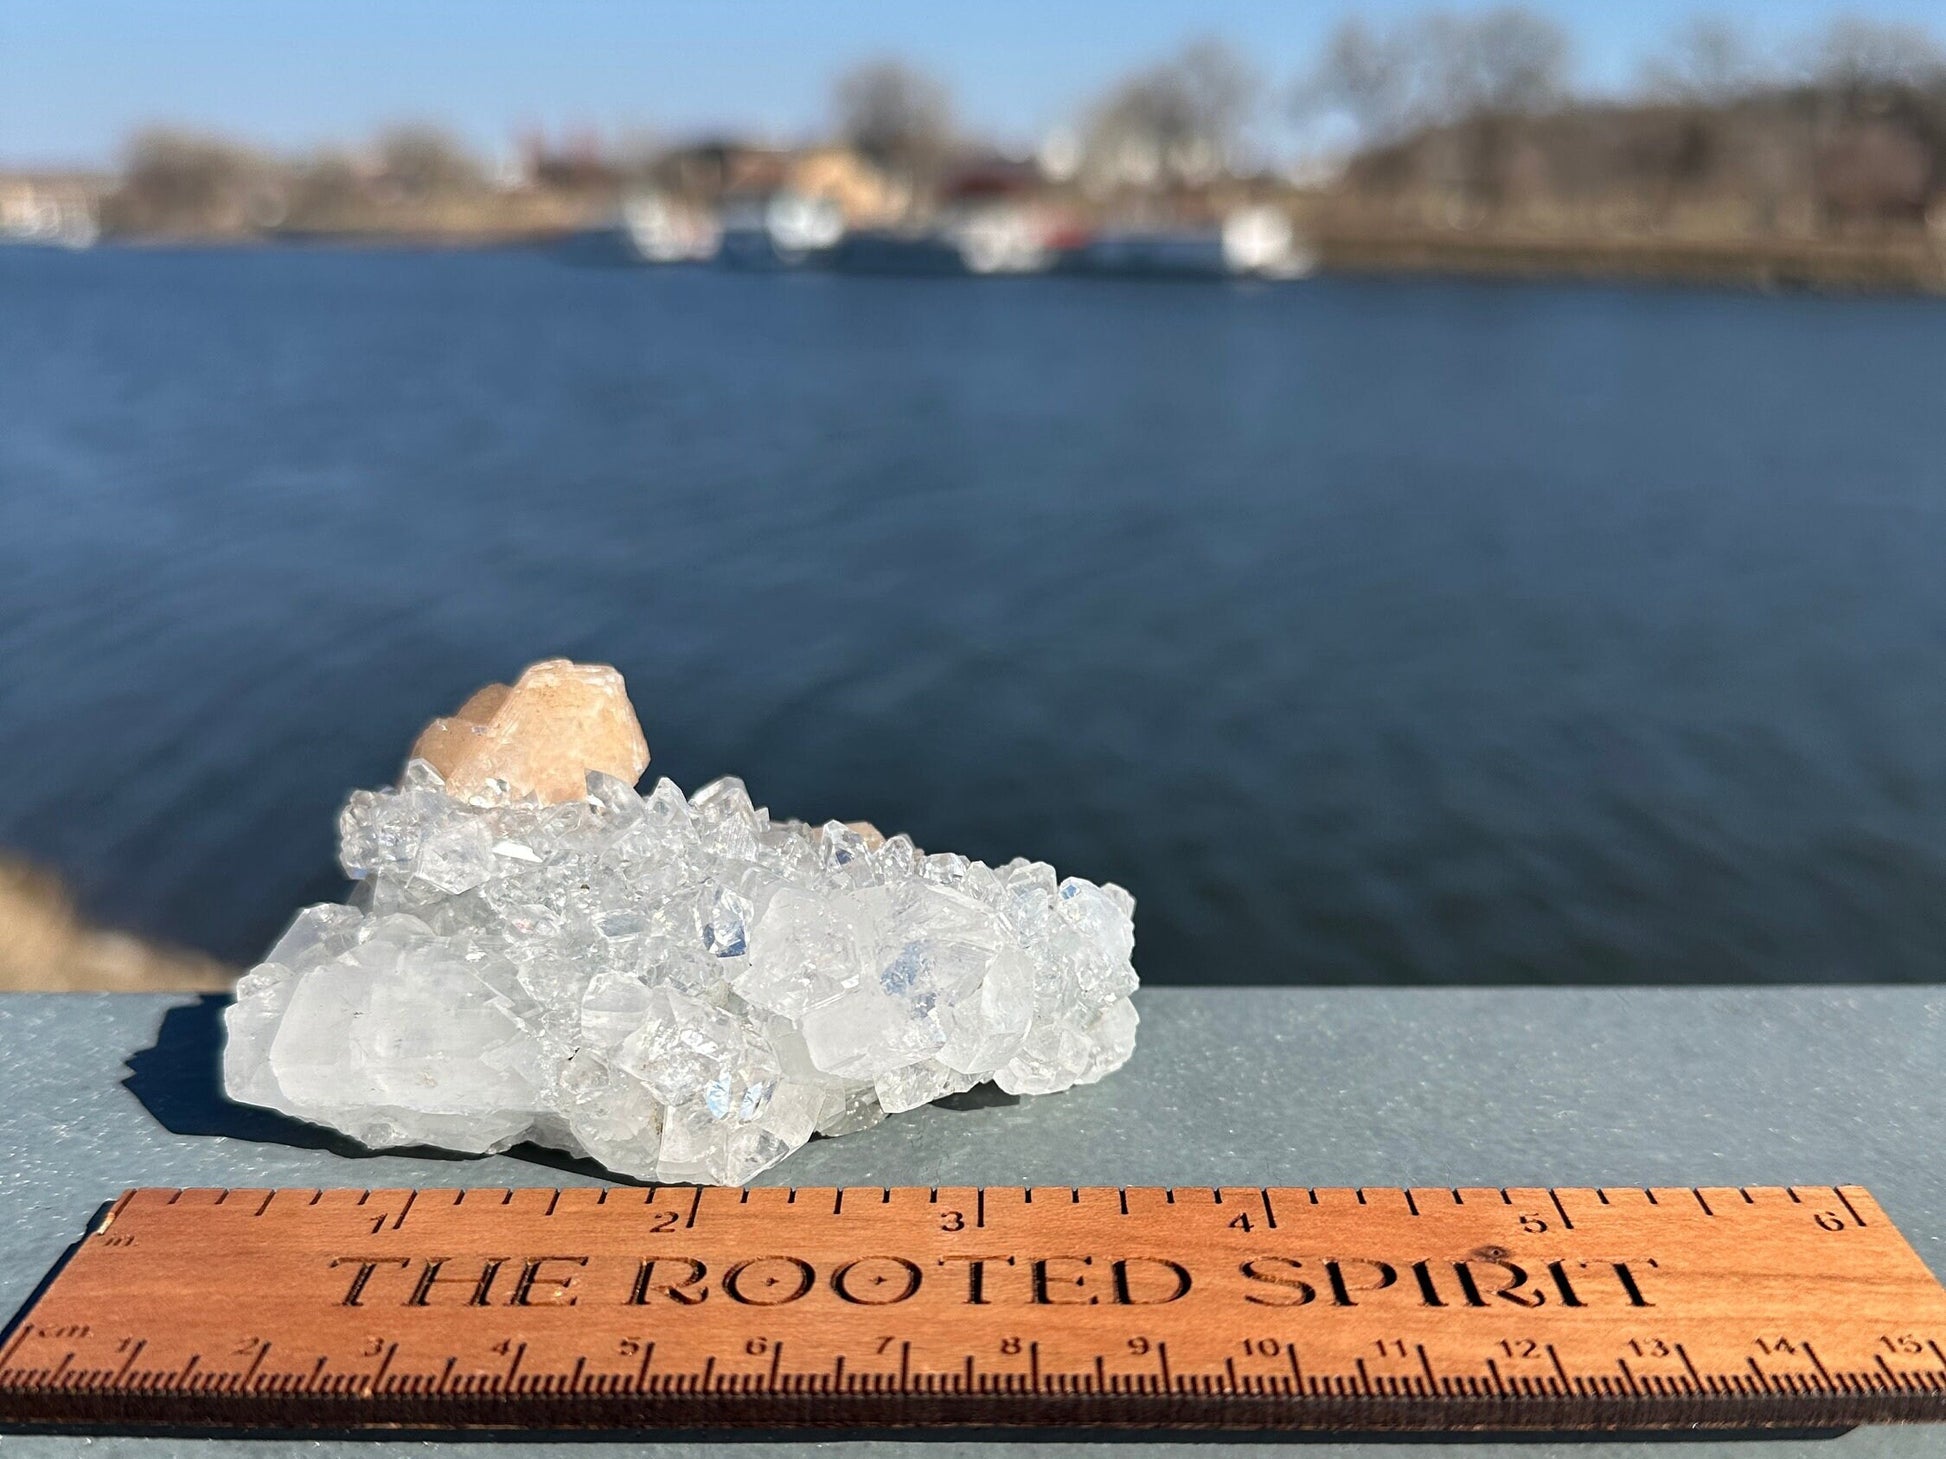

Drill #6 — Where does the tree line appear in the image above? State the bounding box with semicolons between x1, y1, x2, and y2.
99;9;1946;240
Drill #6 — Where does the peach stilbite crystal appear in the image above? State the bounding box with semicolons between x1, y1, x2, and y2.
844;821;887;850
409;659;649;805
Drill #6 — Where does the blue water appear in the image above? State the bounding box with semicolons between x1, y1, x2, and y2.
4;245;1946;983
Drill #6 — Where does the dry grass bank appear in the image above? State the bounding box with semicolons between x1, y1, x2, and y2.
0;856;233;993
1311;225;1946;294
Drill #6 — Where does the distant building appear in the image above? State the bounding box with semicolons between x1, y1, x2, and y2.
788;146;904;227
646;141;792;204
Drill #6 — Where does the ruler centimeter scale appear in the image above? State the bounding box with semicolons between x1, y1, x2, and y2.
4;1184;1946;1432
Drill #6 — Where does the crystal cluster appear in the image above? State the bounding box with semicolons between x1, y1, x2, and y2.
224;765;1138;1183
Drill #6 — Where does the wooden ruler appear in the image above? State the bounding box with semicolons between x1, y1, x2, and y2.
4;1184;1946;1432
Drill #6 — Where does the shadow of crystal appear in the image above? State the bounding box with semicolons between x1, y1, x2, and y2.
121;994;636;1184
936;1084;1022;1112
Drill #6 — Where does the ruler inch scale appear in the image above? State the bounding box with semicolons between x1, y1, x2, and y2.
4;1184;1946;1433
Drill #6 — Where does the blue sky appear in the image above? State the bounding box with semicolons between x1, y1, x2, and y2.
4;0;1941;167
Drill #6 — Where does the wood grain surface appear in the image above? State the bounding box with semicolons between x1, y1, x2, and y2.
4;1184;1945;1432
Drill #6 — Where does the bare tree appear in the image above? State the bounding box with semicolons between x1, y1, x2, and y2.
1300;8;1568;144
1806;18;1946;92
104;128;279;236
1801;20;1945;226
1299;8;1567;213
1640;16;1765;104
1296;18;1427;144
1082;38;1261;190
832;58;954;195
375;125;484;200
1430;7;1571;118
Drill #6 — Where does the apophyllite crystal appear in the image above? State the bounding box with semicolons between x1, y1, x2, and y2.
223;661;1139;1183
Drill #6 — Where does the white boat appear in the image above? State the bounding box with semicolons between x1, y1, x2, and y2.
716;190;844;269
1221;206;1315;280
562;191;720;267
0;183;98;249
949;206;1056;276
1061;208;1314;281
618;192;719;264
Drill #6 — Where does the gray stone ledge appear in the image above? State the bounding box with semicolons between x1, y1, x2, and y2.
1;987;1940;1456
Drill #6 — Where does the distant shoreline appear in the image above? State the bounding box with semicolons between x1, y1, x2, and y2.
56;224;1946;297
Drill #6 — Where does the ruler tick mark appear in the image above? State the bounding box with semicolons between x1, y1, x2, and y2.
1548;1189;1575;1230
111;1340;146;1383
370;1342;397;1395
